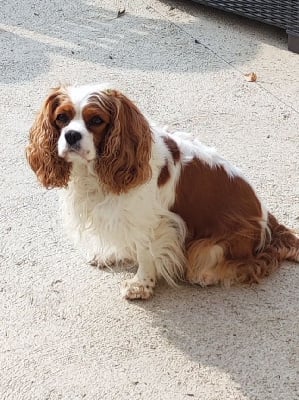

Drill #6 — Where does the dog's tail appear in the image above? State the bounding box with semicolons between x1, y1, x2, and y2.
225;213;299;284
185;213;299;286
266;213;299;263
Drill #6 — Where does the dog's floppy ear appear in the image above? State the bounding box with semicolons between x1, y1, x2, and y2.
95;90;152;194
26;88;71;188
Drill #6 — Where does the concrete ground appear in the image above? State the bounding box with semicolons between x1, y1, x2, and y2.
1;0;298;399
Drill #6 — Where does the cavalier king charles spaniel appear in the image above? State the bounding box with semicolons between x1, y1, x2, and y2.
26;84;299;300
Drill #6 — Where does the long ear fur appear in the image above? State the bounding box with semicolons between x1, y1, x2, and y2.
26;88;71;188
95;90;152;194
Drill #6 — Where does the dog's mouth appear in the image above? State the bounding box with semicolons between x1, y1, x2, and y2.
67;144;81;154
59;146;93;162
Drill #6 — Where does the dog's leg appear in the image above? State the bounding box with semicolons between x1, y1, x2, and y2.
121;245;156;300
121;215;186;300
186;240;224;286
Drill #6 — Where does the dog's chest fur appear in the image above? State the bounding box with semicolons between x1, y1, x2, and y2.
62;162;168;256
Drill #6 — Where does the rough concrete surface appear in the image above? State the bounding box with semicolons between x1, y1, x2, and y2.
1;0;298;399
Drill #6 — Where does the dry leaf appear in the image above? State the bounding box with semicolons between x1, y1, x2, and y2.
244;72;257;82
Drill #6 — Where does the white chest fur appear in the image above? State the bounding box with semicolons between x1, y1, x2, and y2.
61;161;177;261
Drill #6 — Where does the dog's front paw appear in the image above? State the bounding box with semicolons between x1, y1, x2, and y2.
89;255;114;269
121;277;155;300
89;255;134;270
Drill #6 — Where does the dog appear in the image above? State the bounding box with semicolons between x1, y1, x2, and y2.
26;84;299;299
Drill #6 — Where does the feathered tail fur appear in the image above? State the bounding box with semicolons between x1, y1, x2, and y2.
185;213;299;286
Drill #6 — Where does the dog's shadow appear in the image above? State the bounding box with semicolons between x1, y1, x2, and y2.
127;266;298;399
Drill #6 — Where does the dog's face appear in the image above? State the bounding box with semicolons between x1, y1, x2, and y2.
55;85;113;164
26;84;152;193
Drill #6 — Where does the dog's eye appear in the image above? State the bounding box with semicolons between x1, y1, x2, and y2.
89;116;103;126
56;113;69;124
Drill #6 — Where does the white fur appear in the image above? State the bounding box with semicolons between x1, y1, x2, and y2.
170;130;242;178
62;133;187;289
67;83;112;107
58;120;96;161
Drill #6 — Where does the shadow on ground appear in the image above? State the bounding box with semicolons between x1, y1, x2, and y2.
0;0;286;84
129;270;298;399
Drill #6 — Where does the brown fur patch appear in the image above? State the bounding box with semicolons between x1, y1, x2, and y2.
172;158;262;248
93;90;153;194
26;88;71;188
163;136;180;164
158;162;171;187
176;158;299;286
82;104;111;150
267;213;299;261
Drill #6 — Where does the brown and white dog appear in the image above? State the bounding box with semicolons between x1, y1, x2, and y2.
26;84;299;299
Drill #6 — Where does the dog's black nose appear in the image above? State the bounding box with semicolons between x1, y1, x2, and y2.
65;130;82;146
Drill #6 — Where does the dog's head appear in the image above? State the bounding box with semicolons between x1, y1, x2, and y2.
26;84;152;193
